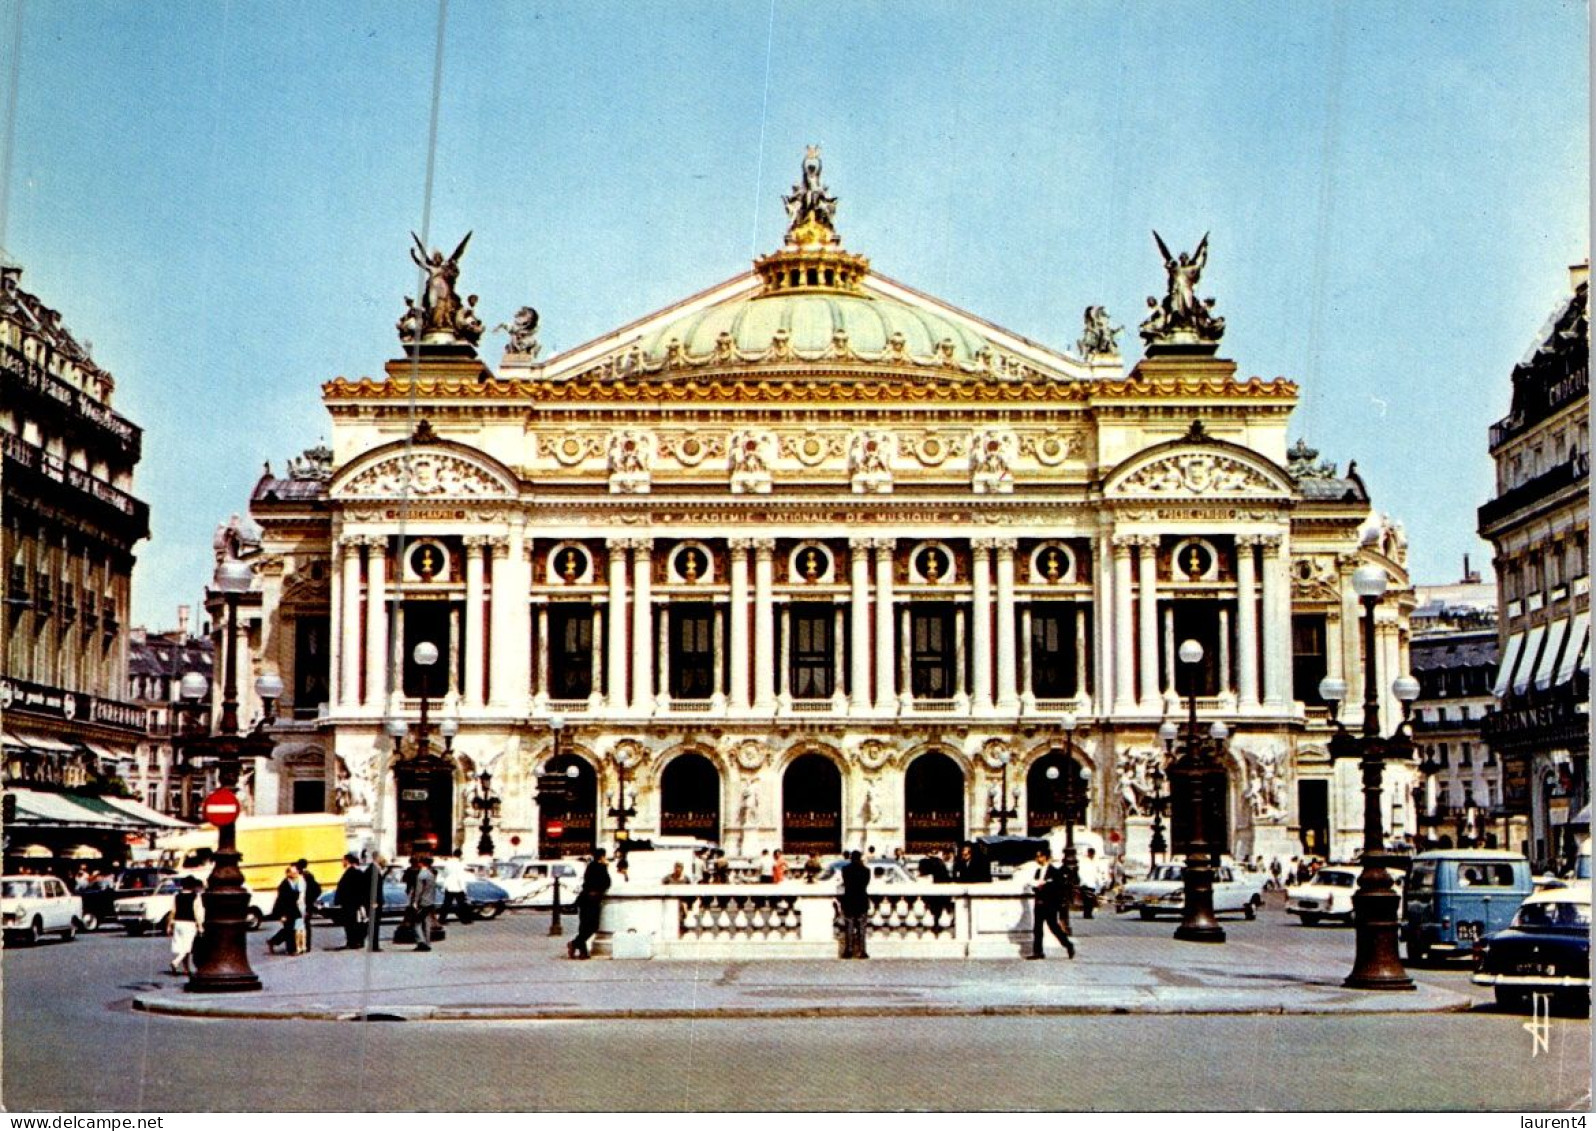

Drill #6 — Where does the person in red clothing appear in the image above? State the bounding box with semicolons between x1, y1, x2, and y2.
771;850;788;884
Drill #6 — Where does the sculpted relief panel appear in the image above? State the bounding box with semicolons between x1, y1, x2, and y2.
1115;452;1282;498
341;451;509;498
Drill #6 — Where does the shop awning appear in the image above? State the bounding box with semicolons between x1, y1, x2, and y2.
1;731;36;752
7;788;195;831
1493;632;1525;698
20;735;80;754
95;795;192;829
1512;624;1546;695
1534;618;1571;691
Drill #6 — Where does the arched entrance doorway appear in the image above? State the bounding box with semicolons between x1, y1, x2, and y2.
782;753;841;857
904;751;964;853
395;753;456;856
1169;754;1231;858
540;753;596;858
1026;748;1088;837
660;753;721;843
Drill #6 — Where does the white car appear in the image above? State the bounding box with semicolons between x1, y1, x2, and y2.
1115;863;1266;920
485;859;581;907
2;875;83;944
1285;865;1403;925
114;877;274;933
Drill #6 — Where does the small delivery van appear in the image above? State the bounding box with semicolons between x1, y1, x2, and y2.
1401;849;1533;964
157;813;349;893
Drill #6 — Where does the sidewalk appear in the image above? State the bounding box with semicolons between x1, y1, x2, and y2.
132;920;1475;1022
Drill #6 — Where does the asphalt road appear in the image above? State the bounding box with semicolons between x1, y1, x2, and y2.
4;906;1589;1112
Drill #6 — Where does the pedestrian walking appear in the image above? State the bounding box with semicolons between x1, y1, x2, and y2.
1076;847;1104;920
1025;849;1075;960
757;850;774;883
567;848;611;960
438;861;472;924
333;854;368;950
266;865;303;955
295;858;322;950
363;857;385;951
838;849;871;959
408;856;437;951
167;875;204;975
771;850;788;884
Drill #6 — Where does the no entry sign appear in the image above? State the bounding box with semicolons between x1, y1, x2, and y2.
546;821;564;838
201;788;241;827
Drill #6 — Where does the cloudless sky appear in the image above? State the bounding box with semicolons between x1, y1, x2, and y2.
4;1;1588;629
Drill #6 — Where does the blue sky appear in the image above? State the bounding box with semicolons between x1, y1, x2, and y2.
5;1;1588;629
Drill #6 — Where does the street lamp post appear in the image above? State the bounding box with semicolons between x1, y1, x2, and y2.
1048;713;1090;928
186;559;278;994
1154;719;1178;865
1319;564;1419;991
471;770;500;859
609;747;637;841
1172;639;1227;944
987;748;1017;835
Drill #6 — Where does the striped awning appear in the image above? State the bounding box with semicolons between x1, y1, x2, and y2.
1535;618;1571;691
1513;624;1546;695
1566;612;1593;680
1493;632;1525;698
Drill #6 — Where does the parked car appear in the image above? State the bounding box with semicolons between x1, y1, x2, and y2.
818;859;916;886
1402;849;1533;965
1285;865;1405;926
311;875;510;922
1471;887;1591;1012
2;875;83;944
114;876;275;934
486;859;581;907
1115;862;1266;920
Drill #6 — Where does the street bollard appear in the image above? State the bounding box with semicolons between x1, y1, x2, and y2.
548;873;564;937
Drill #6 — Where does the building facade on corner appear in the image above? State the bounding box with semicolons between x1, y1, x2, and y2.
236;152;1418;868
1478;261;1590;872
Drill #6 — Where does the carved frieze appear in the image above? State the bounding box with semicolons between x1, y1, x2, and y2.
1117;452;1280;497
848;430;895;494
969;428;1017;494
342;452;509;498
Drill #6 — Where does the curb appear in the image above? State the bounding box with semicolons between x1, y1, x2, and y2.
131;991;1477;1023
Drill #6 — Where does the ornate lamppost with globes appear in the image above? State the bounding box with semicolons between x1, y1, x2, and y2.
185;558;282;994
1046;713;1091;927
472;770;501;859
1170;639;1229;944
1318;563;1420;991
987;747;1018;835
1154;720;1178;866
609;746;638;842
540;716;581;936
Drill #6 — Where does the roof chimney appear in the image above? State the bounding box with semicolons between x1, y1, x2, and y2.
177;604;190;638
1462;554;1480;584
1572;261;1590;292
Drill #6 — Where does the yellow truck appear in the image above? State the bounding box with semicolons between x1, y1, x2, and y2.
156;814;349;920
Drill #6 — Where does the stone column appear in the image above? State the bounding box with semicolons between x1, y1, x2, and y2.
970;539;994;712
753;539;777;710
631;539;654;714
729;539;752;711
1112;536;1135;712
712;605;727;710
1235;535;1261;709
489;534;528;708
338;536;363;709
777;603;792;707
1163;605;1176;698
591;607;605;709
657;603;672;710
872;539;896;711
1094;534;1114;709
535;603;550;703
1218;606;1232;698
1019;604;1034;709
364;536;389;710
954;605;968;703
832;604;848;710
1135;536;1159;710
463;535;490;708
994;538;1019;711
606;539;628;710
898;605;912;705
1260;535;1287;708
1073;604;1088;702
849;538;872;713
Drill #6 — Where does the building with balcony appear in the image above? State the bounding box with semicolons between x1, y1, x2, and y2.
0;263;167;868
126;607;215;819
234;153;1416;865
1409;570;1501;851
1479;261;1591;871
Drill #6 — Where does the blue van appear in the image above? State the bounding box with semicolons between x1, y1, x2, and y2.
1402;850;1533;964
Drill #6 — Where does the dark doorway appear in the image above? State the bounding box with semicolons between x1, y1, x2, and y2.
1030;603;1081;699
904;752;964;854
1170;754;1231;857
395;755;455;856
670;604;715;700
291;779;325;814
549;604;594;700
401;602;453;697
910;605;956;698
788;603;835;699
293;616;330;720
1298;779;1329;856
1026;749;1088;835
660;753;721;842
1168;602;1223;696
782;753;842;856
540;753;596;858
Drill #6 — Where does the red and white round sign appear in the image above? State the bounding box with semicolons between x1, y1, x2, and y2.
201;788;241;827
545;821;565;838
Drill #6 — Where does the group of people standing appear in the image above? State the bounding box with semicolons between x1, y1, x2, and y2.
265;860;323;955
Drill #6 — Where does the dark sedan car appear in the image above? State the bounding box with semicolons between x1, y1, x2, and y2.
75;868;175;932
1471;888;1591;1012
312;878;509;923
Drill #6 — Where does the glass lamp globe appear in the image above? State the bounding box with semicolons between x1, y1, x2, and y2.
1178;639;1204;665
412;641;440;667
1351;565;1388;600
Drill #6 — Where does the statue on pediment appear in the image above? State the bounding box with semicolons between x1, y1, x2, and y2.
784;146;839;245
1140;231;1226;347
495;306;541;357
405;232;483;345
1077;305;1123;359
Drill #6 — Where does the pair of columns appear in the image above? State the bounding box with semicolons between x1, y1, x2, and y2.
1106;532;1289;713
331;533;527;712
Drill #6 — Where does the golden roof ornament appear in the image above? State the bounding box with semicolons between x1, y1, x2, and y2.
756;146;869;294
783;145;840;248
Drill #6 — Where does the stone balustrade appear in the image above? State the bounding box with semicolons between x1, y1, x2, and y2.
586;882;1039;959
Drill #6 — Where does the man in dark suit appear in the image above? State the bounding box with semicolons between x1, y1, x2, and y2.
333;854;367;950
839;850;872;959
568;848;611;960
409;856;437;952
1027;848;1075;960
